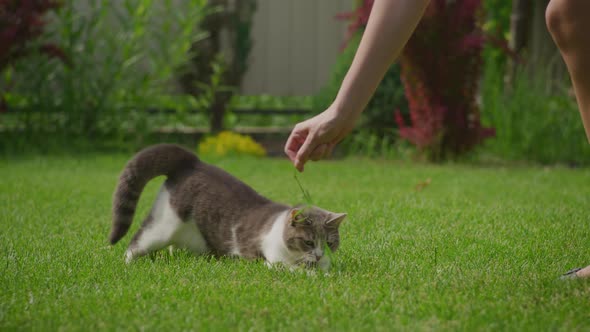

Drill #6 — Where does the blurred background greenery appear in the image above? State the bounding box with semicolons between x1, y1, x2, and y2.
1;0;588;165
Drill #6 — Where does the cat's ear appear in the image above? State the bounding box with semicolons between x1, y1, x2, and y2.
325;213;346;228
288;208;309;227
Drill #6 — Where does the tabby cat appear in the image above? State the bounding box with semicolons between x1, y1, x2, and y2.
109;144;346;269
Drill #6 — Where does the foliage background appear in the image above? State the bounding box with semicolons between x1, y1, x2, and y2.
1;0;209;152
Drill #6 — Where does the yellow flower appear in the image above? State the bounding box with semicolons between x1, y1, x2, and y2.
198;131;266;157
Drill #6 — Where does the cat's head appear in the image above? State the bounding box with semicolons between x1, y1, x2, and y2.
282;205;346;269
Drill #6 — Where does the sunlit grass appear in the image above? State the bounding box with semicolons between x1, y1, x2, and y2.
1;153;589;330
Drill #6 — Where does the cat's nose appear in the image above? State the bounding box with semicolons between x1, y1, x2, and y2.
315;255;322;261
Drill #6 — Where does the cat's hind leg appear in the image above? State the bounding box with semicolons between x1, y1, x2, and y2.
125;187;182;263
171;220;209;256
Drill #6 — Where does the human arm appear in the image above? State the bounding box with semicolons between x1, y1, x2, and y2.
284;0;431;171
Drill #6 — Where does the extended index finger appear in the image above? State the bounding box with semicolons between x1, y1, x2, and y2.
294;132;319;172
284;128;307;162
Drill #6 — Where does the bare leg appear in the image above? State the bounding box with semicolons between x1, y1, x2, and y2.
125;214;170;263
546;0;590;278
546;0;590;143
575;265;590;278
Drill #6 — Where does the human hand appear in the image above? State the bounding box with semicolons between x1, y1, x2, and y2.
284;105;359;172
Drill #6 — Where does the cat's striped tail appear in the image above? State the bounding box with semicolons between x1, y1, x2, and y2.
109;144;199;244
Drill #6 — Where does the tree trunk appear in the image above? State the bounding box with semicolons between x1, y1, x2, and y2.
507;0;532;82
178;0;256;134
509;0;531;54
209;90;232;134
507;0;567;91
528;0;568;90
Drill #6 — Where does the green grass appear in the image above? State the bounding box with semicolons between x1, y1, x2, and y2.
1;154;589;330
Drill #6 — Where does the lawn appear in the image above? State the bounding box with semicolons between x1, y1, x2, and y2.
1;153;589;330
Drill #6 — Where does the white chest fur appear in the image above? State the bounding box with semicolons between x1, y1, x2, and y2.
260;211;299;265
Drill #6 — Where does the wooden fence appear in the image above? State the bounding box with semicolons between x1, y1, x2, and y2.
240;0;354;96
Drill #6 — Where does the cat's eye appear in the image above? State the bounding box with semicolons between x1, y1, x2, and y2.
304;240;315;247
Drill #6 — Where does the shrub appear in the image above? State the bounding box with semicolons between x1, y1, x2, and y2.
198;131;266;157
2;0;209;147
481;0;512;67
0;0;66;112
395;0;494;161
0;0;66;67
480;60;590;165
179;0;257;133
336;0;373;51
313;34;363;117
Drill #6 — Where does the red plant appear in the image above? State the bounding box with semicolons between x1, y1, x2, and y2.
338;0;495;159
395;0;494;160
0;0;67;112
335;0;373;50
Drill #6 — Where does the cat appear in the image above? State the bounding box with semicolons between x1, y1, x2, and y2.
109;144;346;270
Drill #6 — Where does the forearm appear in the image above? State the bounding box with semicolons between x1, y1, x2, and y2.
332;0;430;117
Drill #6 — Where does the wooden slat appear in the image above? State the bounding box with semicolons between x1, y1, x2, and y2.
266;0;292;95
316;0;351;91
291;0;317;96
144;108;311;115
241;0;270;93
232;108;312;115
7;106;312;116
241;0;354;95
154;126;293;135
